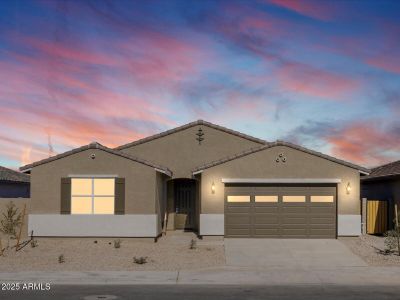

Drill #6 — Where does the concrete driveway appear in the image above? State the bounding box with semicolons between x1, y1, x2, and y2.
224;239;367;269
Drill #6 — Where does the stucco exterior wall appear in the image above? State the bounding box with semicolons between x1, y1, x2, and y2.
30;149;157;215
155;172;167;234
120;125;263;179
200;146;361;216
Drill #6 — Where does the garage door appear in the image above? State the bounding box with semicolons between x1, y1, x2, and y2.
225;185;337;238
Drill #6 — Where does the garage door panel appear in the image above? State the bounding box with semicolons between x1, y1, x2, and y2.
225;185;336;238
282;206;307;214
309;207;335;214
225;215;251;225
254;206;279;213
309;216;335;224
254;214;279;224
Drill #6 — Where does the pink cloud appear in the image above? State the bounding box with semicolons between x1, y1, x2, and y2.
326;122;400;166
276;61;360;99
268;0;337;21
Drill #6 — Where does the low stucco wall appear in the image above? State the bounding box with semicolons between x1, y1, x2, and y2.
0;198;30;239
29;214;158;237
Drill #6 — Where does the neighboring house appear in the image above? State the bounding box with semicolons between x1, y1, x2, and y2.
20;120;369;239
361;160;400;229
0;166;30;198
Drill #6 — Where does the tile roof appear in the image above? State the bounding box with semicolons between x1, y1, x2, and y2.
361;160;400;181
115;119;267;150
192;140;370;174
0;166;30;183
19;142;172;176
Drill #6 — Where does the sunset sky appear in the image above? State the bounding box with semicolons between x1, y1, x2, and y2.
0;0;399;170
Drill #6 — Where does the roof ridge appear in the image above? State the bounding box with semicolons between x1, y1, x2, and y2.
192;140;369;173
115;119;267;150
19;142;172;176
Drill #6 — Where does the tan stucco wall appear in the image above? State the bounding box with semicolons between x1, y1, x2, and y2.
120;125;263;179
0;198;30;239
155;172;167;234
30;149;158;214
200;146;360;215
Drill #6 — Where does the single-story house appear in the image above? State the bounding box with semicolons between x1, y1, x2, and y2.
0;166;30;198
20;120;369;238
361;160;400;229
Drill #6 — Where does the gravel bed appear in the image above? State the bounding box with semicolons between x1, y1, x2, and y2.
340;235;400;266
0;233;225;271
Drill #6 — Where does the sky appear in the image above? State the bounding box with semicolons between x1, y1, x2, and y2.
0;0;399;170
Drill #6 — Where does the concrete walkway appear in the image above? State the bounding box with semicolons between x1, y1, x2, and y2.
1;266;400;286
225;239;367;268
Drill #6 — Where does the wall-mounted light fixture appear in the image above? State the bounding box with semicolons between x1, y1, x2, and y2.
211;181;215;194
346;182;351;194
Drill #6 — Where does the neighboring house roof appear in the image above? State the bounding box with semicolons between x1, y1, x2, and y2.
0;166;30;183
115;119;266;150
362;160;400;181
19;142;172;176
192;140;370;174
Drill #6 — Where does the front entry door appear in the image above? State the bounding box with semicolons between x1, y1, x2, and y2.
174;180;196;230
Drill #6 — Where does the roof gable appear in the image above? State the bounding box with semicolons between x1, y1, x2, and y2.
115;119;266;150
0;166;30;182
19;142;172;176
193;141;370;174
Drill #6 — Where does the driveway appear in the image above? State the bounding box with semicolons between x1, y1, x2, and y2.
224;239;367;268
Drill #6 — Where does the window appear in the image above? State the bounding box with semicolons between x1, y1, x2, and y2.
255;196;278;202
282;196;306;203
71;178;115;214
227;195;250;203
311;196;334;203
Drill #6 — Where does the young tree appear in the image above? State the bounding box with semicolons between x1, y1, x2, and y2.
0;201;22;248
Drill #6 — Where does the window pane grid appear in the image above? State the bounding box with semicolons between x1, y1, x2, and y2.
71;178;115;214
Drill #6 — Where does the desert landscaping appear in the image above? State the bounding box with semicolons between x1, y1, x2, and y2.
0;232;225;271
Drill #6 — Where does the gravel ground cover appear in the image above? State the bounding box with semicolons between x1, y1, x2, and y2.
0;232;225;271
340;235;400;266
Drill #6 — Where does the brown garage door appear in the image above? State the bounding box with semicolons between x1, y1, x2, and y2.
225;185;337;238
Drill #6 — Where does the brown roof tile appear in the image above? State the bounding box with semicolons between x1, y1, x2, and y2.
193;141;370;174
0;166;30;182
115;119;266;150
362;160;400;181
19;142;172;176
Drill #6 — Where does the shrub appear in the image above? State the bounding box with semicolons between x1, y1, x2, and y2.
189;239;197;250
133;256;147;264
0;202;22;238
113;239;121;249
58;254;65;263
30;240;38;248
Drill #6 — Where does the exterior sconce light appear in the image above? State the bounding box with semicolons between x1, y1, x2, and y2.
211;181;215;194
346;182;351;195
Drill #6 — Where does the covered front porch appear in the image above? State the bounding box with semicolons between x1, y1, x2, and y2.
165;178;200;232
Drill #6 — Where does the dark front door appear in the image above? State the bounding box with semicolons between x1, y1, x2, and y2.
174;180;196;230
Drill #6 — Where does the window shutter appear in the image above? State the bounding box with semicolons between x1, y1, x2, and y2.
115;178;125;215
60;177;71;214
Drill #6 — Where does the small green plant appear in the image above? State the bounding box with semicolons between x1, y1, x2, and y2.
58;254;65;263
133;256;148;264
113;239;121;249
384;213;400;256
0;201;22;238
189;239;197;250
30;240;38;248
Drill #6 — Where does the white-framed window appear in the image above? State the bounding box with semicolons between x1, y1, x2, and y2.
71;178;115;214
